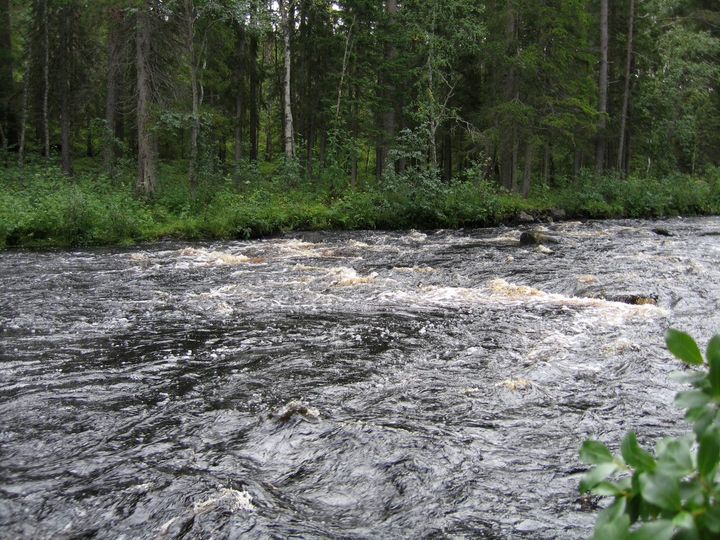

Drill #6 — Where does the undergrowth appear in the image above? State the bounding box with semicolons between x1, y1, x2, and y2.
0;159;718;249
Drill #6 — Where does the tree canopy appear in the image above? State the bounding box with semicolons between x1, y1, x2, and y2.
0;0;717;195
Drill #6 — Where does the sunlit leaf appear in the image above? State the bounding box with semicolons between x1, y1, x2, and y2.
592;499;630;540
656;437;694;477
581;462;619;493
698;428;720;481
675;390;711;410
699;505;720;533
639;473;681;512
707;336;720;395
581;440;615;464
628;519;674;540
621;432;656;473
666;329;704;366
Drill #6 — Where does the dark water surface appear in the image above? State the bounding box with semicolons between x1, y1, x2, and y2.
2;218;720;538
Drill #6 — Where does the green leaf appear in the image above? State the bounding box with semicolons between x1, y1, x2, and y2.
672;511;697;531
690;406;718;438
628;520;674;540
621;432;656;473
699;504;720;533
591;515;630;540
669;371;706;386
707;336;720;395
639;473;681;512
697;427;720;481
675;390;711;410
656;438;694;477
666;329;704;366
592;481;627;497
592;499;630;540
680;481;705;510
581;462;619;493
581;440;615;464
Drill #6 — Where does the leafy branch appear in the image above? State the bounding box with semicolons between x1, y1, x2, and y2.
580;330;720;539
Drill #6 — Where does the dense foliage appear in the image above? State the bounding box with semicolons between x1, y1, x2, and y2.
1;160;718;249
0;0;718;247
580;330;720;539
0;2;718;182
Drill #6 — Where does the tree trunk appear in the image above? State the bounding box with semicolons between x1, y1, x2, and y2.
543;143;550;185
136;3;156;195
249;31;259;161
522;139;532;198
573;147;582;181
383;0;398;175
0;0;15;149
616;0;634;175
86;118;93;157
351;83;359;188
60;7;73;176
377;0;398;178
335;18;354;124
265;101;273;160
42;0;50;159
279;0;295;160
595;0;609;175
510;132;519;192
235;90;242;164
442;130;452;182
501;5;517;191
185;0;200;193
104;10;122;174
18;44;30;168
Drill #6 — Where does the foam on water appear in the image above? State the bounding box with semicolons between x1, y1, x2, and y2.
3;218;720;539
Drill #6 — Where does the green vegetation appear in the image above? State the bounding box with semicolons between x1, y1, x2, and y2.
580;330;720;539
1;160;719;249
0;0;718;249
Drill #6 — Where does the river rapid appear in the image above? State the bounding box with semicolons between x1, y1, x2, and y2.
2;218;720;539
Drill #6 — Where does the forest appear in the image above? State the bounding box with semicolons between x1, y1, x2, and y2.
0;0;719;247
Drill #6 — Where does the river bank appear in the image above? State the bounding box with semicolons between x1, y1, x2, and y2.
1;162;718;249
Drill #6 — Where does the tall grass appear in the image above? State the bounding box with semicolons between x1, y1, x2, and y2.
1;159;718;249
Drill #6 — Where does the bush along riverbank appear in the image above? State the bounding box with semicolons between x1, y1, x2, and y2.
580;330;720;538
1;161;719;249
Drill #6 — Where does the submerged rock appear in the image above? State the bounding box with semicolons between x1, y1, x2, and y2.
519;231;560;246
271;400;321;423
652;227;674;237
575;286;658;306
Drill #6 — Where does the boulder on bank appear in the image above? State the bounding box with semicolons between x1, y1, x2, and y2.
517;211;536;223
519;231;560;246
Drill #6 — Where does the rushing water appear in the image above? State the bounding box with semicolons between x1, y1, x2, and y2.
2;218;720;538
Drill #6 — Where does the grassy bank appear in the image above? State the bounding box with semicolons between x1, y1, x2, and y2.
1;160;719;249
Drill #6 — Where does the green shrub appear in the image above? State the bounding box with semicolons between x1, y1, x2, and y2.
580;330;720;539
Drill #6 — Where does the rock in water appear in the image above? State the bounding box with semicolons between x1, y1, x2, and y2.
575;286;658;306
519;231;560;246
652;227;673;237
610;293;658;306
271;400;321;423
517;211;535;223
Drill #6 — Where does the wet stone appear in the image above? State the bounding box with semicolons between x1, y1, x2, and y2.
519;231;561;246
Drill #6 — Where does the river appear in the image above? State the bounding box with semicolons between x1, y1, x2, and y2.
2;218;720;538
